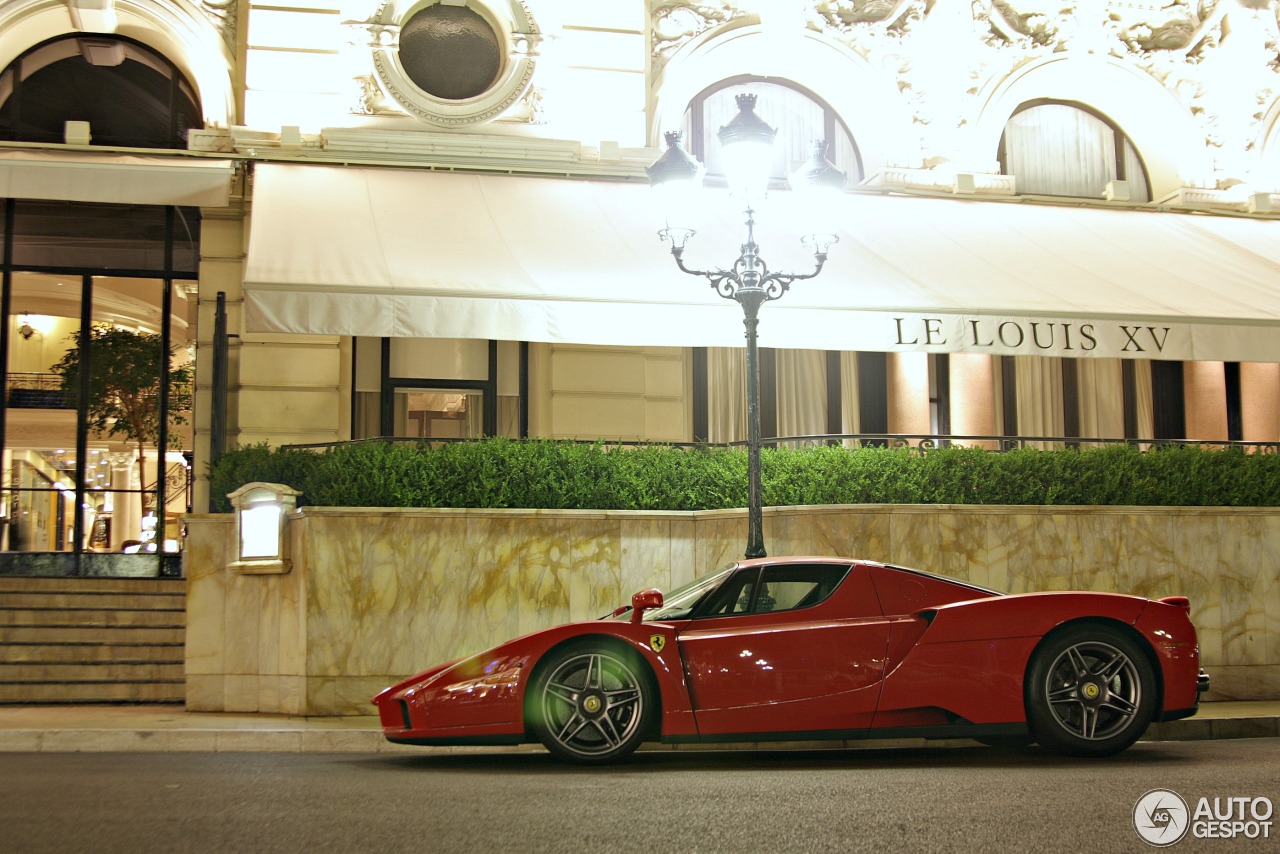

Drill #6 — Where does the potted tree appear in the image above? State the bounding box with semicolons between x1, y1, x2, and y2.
52;325;194;551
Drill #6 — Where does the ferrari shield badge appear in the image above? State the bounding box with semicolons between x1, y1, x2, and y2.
649;634;666;653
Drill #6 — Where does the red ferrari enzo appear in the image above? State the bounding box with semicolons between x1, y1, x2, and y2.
373;557;1208;764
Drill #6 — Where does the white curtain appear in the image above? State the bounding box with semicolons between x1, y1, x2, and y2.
775;349;827;442
463;391;484;437
707;348;747;442
1134;360;1155;443
354;391;380;439
498;395;520;438
1015;356;1065;448
1006;104;1121;198
841;352;861;445
1077;358;1125;443
1123;142;1150;201
708;347;830;444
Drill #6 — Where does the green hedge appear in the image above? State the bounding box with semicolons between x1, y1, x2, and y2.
206;439;1280;513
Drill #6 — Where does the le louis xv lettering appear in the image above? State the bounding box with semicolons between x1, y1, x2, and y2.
893;317;1174;354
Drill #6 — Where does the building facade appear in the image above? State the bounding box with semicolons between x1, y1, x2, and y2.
2;0;1280;567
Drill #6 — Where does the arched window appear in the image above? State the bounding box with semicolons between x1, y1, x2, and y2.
0;35;201;148
999;101;1150;201
682;77;863;185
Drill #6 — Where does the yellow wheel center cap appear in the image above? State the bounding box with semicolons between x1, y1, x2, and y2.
1082;683;1100;700
583;696;601;714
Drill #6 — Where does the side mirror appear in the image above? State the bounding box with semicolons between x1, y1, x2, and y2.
630;588;664;624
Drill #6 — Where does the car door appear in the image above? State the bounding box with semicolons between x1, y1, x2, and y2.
675;563;891;737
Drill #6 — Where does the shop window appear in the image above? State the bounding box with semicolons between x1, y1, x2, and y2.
999;101;1150;201
391;388;485;439
2;257;194;572
352;337;526;441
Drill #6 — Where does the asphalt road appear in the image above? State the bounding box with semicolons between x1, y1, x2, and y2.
3;739;1278;853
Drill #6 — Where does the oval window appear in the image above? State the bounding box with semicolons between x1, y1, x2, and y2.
399;4;502;101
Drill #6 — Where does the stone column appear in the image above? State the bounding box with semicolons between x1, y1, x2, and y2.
886;352;930;436
1240;362;1280;444
948;353;997;449
1183;361;1228;441
105;451;139;550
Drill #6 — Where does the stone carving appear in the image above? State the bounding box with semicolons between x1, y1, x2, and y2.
504;85;546;125
882;1;1277;188
198;0;238;51
651;1;747;72
353;74;398;116
981;0;1233;59
811;0;919;31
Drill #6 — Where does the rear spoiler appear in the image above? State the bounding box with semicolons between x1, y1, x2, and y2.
1159;595;1191;615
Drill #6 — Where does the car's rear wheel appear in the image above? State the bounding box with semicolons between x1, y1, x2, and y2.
528;641;654;764
1026;624;1156;757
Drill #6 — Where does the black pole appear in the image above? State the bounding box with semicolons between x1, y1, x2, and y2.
74;274;95;575
210;292;228;465
740;291;767;559
157;208;173;574
0;201;14;536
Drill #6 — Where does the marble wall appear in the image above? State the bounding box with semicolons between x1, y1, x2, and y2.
184;504;1280;715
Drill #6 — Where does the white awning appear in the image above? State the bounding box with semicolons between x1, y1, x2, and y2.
244;163;1280;362
0;149;233;207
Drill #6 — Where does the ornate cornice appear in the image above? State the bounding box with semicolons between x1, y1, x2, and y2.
651;2;749;74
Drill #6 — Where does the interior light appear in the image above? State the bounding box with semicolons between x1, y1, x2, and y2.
17;313;57;339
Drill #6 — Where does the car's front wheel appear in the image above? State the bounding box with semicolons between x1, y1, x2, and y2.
1026;624;1156;757
528;641;654;764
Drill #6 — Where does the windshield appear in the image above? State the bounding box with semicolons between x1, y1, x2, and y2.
641;564;737;622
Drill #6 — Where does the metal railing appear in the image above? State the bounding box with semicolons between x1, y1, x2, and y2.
282;433;1280;454
4;372;72;408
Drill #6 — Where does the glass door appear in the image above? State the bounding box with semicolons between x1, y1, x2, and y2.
1;200;197;576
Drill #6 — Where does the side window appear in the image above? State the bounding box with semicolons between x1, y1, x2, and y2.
697;568;760;617
755;565;848;613
694;565;848;617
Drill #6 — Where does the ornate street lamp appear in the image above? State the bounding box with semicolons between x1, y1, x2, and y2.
647;93;843;559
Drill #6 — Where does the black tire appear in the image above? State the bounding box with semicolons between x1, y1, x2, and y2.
527;641;655;764
1026;624;1157;758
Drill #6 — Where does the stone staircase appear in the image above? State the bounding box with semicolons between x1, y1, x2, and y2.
0;577;185;704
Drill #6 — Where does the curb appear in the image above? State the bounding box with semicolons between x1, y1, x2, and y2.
1;715;1275;755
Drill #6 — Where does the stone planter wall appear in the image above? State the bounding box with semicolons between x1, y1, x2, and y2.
184;504;1280;715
